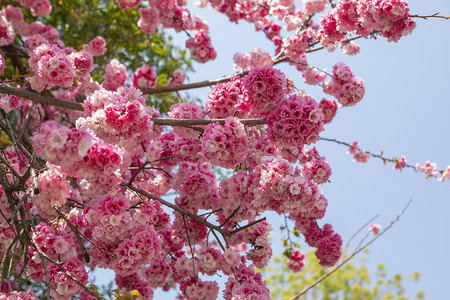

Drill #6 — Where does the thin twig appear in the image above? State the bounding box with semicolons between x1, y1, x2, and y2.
290;199;412;300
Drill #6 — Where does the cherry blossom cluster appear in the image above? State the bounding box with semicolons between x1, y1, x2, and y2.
102;59;128;91
77;86;162;158
138;7;159;34
224;262;271;300
31;121;130;193
393;155;407;170
303;0;328;14
27;43;75;92
201;117;249;169
0;94;21;112
13;0;52;17
319;98;338;124
348;141;371;163
319;0;416;50
167;69;185;85
0;10;15;47
0;289;36;300
293;217;343;267
233;48;273;72
243;66;287;116
117;0;141;9
205;76;249;118
173;161;219;212
415;161;438;178
323;62;365;107
83;193;174;280
267;94;325;151
83;36;107;56
185;30;217;63
30;165;71;220
168;102;206;139
30;120;92;166
116;273;154;299
131;64;158;89
287;250;305;272
301;149;332;184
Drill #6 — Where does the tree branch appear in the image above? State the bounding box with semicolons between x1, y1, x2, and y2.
290;199;412;300
0;84;84;111
141;72;247;95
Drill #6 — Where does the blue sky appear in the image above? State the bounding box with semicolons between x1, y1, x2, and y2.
94;1;450;298
163;0;450;298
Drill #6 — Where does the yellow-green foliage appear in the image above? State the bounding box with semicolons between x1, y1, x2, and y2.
264;250;424;300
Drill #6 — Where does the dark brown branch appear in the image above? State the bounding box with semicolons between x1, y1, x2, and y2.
0;84;84;111
141;72;247;95
121;183;232;237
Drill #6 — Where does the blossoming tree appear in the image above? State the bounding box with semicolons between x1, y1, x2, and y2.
0;0;447;299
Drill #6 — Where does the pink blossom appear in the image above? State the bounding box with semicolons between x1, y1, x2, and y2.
347;141;359;155
319;98;338;124
201;117;249;169
0;54;5;74
27;43;75;92
342;41;361;55
0;94;21;112
173;161;219;211
102;59;127;91
131;64;158;89
243;66;287;116
186;30;217;63
116;273;154;300
369;223;381;235
282;31;310;61
303;0;328;14
267;94;324;150
48;258;88;300
138;7;159;34
30;0;52;17
168;70;185;85
206;77;249;118
116;0;141;9
415;161;438;178
168;102;206;139
393;155;407;170
141;259;171;288
30;121;92;165
30;166;71;220
287;250;305;272
301;155;332;184
180;277;219;300
353;149;370;163
438;166;450;182
69;50;94;78
233;48;273;72
302;66;327;85
0;11;15;47
84;36;106;56
223;263;270;300
315;232;342;267
0;290;36;300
